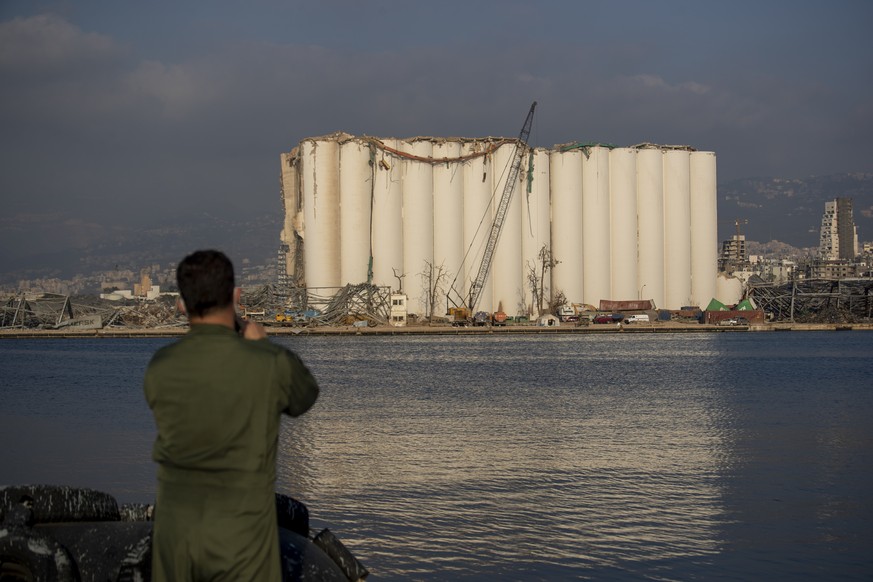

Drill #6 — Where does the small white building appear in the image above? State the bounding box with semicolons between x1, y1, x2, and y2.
390;293;408;327
537;314;560;327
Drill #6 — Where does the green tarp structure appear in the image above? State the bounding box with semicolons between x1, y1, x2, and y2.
705;298;757;312
705;298;728;311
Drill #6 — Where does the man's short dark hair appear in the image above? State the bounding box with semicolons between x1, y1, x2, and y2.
176;250;235;317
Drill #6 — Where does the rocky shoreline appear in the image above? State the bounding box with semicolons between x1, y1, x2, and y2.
2;321;872;339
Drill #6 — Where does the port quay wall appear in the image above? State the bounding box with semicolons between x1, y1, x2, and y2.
280;134;724;317
3;322;873;339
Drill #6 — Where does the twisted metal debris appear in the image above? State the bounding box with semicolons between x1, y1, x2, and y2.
2;283;393;330
746;278;873;323
243;284;392;326
1;293;186;330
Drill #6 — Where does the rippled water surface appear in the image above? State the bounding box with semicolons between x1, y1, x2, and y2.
2;333;871;580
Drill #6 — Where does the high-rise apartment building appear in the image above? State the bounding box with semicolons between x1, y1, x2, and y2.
818;197;859;260
718;234;747;272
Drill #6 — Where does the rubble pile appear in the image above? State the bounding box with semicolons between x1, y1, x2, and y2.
308;283;391;326
239;284;286;315
2;284;393;330
1;293;185;330
747;279;873;323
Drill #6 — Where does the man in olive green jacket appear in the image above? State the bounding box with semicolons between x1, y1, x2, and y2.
145;250;319;581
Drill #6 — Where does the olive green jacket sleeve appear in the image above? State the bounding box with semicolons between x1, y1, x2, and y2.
267;341;319;417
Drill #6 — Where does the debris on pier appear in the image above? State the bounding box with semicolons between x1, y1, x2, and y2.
1;284;393;330
746;278;873;323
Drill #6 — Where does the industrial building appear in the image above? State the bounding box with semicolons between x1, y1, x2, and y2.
279;132;724;317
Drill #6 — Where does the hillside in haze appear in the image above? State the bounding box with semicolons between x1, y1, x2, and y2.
1;173;872;286
0;213;282;285
718;173;873;248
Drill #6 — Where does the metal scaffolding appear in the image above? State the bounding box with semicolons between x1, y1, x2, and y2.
244;284;392;326
1;293;185;330
746;278;873;323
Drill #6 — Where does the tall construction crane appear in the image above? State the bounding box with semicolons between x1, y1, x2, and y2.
465;101;537;312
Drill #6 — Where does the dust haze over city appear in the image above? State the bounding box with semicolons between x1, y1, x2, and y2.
1;0;872;284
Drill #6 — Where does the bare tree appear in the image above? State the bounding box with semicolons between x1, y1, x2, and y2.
392;267;406;293
526;244;560;316
548;290;568;317
419;260;450;320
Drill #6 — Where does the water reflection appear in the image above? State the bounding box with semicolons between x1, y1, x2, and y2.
699;333;873;580
276;335;732;579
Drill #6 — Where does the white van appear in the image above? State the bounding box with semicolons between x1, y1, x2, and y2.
624;314;650;324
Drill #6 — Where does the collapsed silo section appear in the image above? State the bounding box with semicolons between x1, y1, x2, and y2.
279;151;301;286
690;151;718;308
461;141;494;314
636;146;665;309
433;140;464;316
339;139;373;285
301;138;341;292
581;146;611;307
491;141;524;316
609;147;638;301
663;149;692;310
549;149;584;305
522;148;551;317
716;273;743;306
371;139;403;291
400;139;434;317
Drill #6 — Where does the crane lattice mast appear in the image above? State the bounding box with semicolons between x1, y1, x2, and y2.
467;101;537;311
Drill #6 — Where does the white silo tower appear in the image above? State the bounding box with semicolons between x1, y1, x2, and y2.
636;147;665;309
461;142;494;314
549;149;584;305
400;139;434;316
609;147;639;301
279;152;300;283
663;149;692;310
339;139;372;285
433;140;464;316
301;138;341;291
522;148;551;317
491;142;524;315
371;139;404;291
690;151;718;308
582;146;611;307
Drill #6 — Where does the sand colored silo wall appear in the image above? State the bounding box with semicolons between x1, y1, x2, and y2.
522;148;551;316
549;149;584;305
491;142;523;314
609;147;639;301
433;141;464;315
339;140;372;285
690;151;719;309
371;139;403;290
281;135;718;316
581;146;611;308
300;139;340;290
636;147;666;309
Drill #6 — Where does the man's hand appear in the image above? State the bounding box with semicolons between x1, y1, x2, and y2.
241;319;267;340
235;313;268;340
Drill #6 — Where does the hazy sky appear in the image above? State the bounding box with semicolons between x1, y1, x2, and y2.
2;0;872;232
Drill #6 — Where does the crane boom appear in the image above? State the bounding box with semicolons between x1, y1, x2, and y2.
467;101;537;311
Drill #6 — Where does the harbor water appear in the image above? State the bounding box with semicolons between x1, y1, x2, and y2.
1;332;871;580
